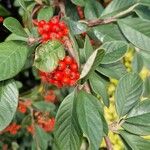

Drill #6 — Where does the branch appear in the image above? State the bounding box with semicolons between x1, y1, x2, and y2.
80;3;139;27
104;136;113;150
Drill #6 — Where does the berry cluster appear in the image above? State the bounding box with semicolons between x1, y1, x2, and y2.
39;56;80;88
35;112;55;132
4;123;21;135
44;90;56;103
36;16;68;42
27;125;34;135
18;100;32;114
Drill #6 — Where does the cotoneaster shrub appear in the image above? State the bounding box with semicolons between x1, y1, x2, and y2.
0;0;150;149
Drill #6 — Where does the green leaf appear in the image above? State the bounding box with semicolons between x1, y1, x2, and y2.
139;50;150;69
137;0;150;6
76;90;103;150
122;121;150;136
0;4;10;16
84;0;103;19
125;99;150;126
0;41;29;81
0;80;18;131
71;0;85;6
17;0;27;10
81;35;93;62
5;33;28;42
134;5;150;21
89;72;109;107
54;91;82;150
80;48;105;80
115;72;143;117
33;101;56;112
66;19;87;35
132;52;143;73
35;125;51;150
143;77;150;98
97;61;127;80
37;6;53;21
93;23;126;42
101;0;135;18
119;130;150;150
3;17;28;37
101;41;128;64
34;40;65;72
118;18;150;51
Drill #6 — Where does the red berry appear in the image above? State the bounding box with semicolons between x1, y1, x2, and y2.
38;27;44;34
38;20;46;26
69;79;76;86
49;32;57;39
70;63;78;71
51;16;59;24
64;56;73;65
58;32;63;38
63;68;71;77
43;23;51;32
54;71;62;80
52;25;60;32
70;71;76;79
58;61;66;70
59;21;66;29
42;33;49;41
75;72;80;79
62;77;70;85
63;28;69;35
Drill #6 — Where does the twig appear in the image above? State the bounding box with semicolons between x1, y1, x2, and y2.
80;3;139;27
34;0;43;5
104;136;113;150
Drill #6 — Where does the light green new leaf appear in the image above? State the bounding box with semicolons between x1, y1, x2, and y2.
115;72;143;117
3;17;27;37
0;41;29;81
97;61;127;80
34;40;65;72
101;0;135;18
76;91;103;150
38;6;53;21
118;18;150;51
89;72;109;107
54;91;82;150
0;80;18;131
120;130;150;150
80;48;105;80
101;41;128;64
84;0;103;19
